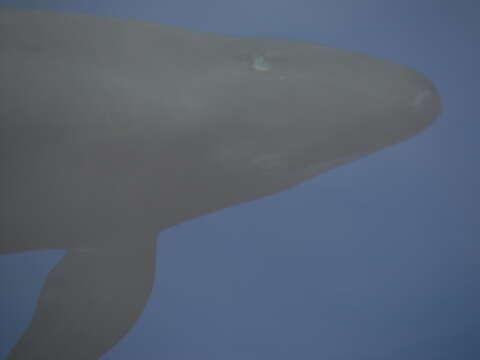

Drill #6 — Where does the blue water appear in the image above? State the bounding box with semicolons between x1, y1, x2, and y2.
0;1;478;359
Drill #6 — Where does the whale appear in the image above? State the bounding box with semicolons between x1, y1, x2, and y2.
0;7;441;359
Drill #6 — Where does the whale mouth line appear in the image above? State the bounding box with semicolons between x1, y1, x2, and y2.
297;153;365;179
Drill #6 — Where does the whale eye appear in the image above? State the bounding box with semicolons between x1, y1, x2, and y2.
251;55;272;71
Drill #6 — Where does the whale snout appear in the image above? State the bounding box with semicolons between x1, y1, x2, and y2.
280;53;442;182
408;71;442;129
341;59;442;146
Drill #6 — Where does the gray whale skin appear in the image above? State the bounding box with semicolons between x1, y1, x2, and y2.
0;7;441;359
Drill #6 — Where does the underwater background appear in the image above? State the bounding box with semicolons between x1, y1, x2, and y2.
0;1;478;359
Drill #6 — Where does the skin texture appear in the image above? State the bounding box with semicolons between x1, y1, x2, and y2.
0;7;441;359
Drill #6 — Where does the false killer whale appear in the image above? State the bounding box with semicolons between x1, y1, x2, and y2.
0;7;441;359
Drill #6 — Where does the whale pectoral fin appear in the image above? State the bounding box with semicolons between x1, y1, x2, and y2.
8;242;157;360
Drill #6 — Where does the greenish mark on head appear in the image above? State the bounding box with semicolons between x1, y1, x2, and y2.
252;55;272;71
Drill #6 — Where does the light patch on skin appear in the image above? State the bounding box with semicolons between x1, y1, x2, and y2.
251;152;287;172
252;55;272;71
207;142;288;177
413;90;432;107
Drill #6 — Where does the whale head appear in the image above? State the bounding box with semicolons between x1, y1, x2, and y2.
166;37;441;200
0;9;442;244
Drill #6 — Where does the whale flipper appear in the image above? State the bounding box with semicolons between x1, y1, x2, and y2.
7;243;156;360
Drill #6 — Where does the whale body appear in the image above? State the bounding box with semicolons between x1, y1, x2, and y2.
0;8;441;359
